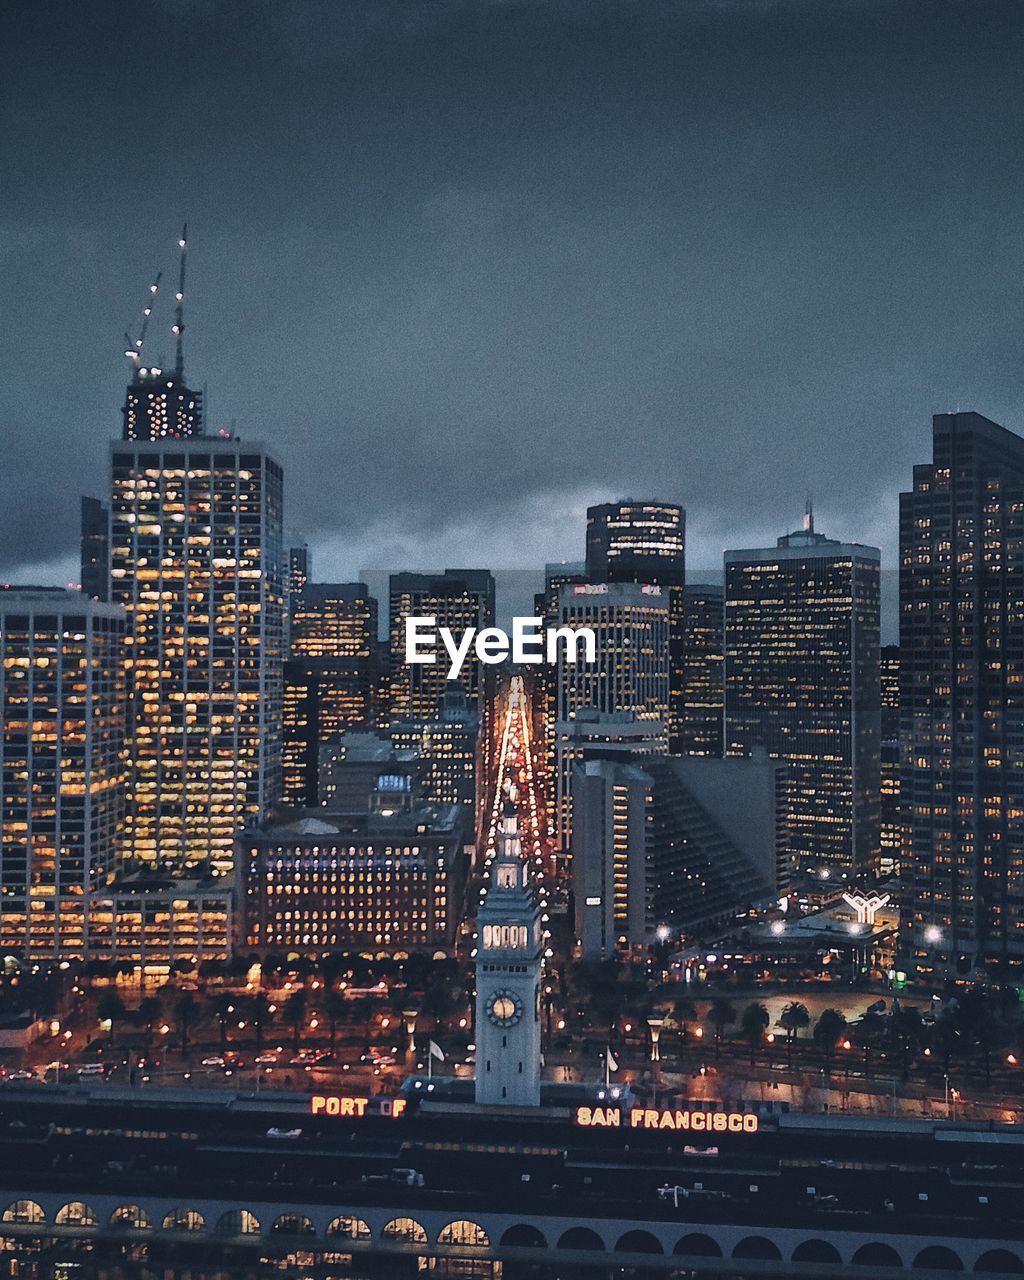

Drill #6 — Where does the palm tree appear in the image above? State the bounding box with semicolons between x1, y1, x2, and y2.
852;1009;885;1078
886;1005;924;1083
813;1008;847;1078
670;996;699;1045
249;992;271;1055
778;1001;811;1067
324;989;348;1056
284;990;308;1053
136;995;163;1051
175;992;199;1057
212;994;235;1055
707;998;736;1060
741;1002;770;1066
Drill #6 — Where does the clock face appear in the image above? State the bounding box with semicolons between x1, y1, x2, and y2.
486;989;523;1027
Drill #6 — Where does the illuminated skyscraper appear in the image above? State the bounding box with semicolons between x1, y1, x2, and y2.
110;438;284;875
80;496;109;602
585;500;686;750
724;514;880;879
388;570;495;721
390;687;479;818
879;644;901;879
681;582;724;756
282;583;381;806
553;580;670;850
901;412;1024;978
0;588;128;959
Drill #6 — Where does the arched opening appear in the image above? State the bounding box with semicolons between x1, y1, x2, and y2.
382;1218;428;1244
616;1230;663;1254
852;1242;902;1268
557;1227;604;1251
500;1225;547;1248
327;1216;371;1241
215;1209;261;1237
2;1202;44;1226
792;1239;841;1264
977;1249;1024;1273
674;1233;722;1258
733;1237;782;1261
913;1245;963;1270
270;1213;315;1237
110;1204;150;1231
162;1208;206;1233
55;1203;98;1228
439;1221;490;1247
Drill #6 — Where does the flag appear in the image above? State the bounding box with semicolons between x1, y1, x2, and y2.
428;1040;445;1063
606;1048;619;1073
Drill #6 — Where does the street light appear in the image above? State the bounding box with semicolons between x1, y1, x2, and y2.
402;1007;419;1055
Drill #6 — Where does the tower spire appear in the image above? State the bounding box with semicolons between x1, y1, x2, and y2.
803;493;814;534
172;223;187;380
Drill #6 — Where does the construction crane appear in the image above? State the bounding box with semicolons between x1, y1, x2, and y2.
123;271;162;372
172;223;187;380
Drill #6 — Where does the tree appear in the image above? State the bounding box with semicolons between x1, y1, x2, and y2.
212;994;235;1055
97;991;126;1046
324;990;348;1055
778;1001;811;1067
886;1005;924;1083
670;996;699;1044
813;1008;847;1077
852;1009;885;1078
249;992;271;1055
741;1002;770;1066
283;990;308;1053
175;993;200;1057
136;995;163;1051
707;999;736;1060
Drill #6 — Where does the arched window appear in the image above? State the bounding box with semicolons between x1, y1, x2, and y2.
439;1220;489;1246
557;1226;604;1251
382;1218;428;1244
733;1237;782;1261
674;1233;722;1258
852;1242;902;1268
500;1224;546;1248
2;1201;44;1226
270;1213;315;1237
327;1216;371;1241
615;1230;662;1254
977;1249;1024;1274
215;1209;261;1236
56;1203;98;1228
913;1246;963;1270
110;1204;150;1231
162;1208;206;1233
792;1240;841;1264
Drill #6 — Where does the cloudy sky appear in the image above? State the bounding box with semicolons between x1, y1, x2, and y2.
3;0;1024;602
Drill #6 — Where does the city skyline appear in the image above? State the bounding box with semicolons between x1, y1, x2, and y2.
6;1;1024;591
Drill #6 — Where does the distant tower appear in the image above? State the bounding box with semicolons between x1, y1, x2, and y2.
474;802;542;1106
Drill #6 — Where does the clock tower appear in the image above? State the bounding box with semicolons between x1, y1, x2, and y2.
474;801;543;1106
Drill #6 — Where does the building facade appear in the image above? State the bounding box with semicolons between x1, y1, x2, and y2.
681;582;724;757
282;584;381;807
724;516;881;880
389;688;478;819
572;739;781;961
388;570;495;722
0;588;128;959
241;802;469;953
553;581;670;851
110;439;285;877
901;412;1024;978
585;501;686;751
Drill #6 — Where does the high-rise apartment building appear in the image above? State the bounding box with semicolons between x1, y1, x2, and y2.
879;644;901;879
282;583;381;806
901;412;1024;978
388;570;495;721
724;514;880;879
80;497;110;602
390;688;479;819
110;438;284;876
681;583;724;756
0;588;128;959
585;501;686;751
553;580;670;850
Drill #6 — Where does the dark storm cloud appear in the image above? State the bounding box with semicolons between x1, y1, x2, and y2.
3;0;1024;591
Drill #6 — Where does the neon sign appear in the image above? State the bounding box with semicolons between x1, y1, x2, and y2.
311;1094;407;1118
576;1106;758;1133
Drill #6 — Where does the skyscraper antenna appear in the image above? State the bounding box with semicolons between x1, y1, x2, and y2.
803;493;814;534
172;223;188;380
